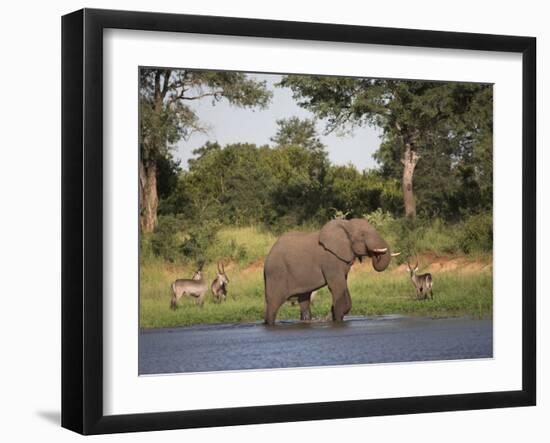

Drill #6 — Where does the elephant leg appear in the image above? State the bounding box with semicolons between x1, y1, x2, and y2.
327;279;351;322
298;293;312;321
265;299;285;326
264;271;287;325
264;284;287;326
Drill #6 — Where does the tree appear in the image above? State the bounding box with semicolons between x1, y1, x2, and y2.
270;117;324;151
266;145;329;227
139;69;271;232
164;132;330;229
268;118;329;226
279;76;492;218
164;142;274;225
324;166;401;218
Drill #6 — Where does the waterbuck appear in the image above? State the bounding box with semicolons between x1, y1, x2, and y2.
407;257;433;300
211;262;229;303
170;268;209;309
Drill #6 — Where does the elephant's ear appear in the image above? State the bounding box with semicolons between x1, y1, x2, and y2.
319;220;354;263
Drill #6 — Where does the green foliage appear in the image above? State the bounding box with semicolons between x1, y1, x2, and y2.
456;211;493;254
384;217;427;260
204;226;277;265
150;215;187;262
181;221;221;264
280;75;493;220
138;72;495;328
156;153;181;200
138;68;273;231
364;208;396;230
364;210;492;257
139;68;272;162
149;216;225;264
271;117;324;151
418;218;458;254
142;72;493;266
166;142;274;224
163;135;332;230
265;144;329;228
326;168;401;218
140;233;493;328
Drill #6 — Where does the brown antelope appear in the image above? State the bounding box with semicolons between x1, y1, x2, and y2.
170;266;209;309
407;257;433;300
211;262;229;303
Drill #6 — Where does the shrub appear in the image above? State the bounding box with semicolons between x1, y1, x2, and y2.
363;210;489;258
204;236;247;264
149;216;227;264
181;221;221;263
150;215;187;262
455;211;493;253
364;208;395;230
418;218;457;254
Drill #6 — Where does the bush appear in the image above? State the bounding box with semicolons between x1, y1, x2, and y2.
150;215;187;262
203;226;278;266
181;221;221;264
363;209;492;257
455;211;493;253
364;208;395;230
418;218;457;254
204;236;248;264
149;216;226;264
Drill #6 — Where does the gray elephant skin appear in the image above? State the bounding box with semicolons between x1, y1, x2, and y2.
263;218;397;325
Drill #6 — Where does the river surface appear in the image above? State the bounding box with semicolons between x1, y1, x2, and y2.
139;315;492;375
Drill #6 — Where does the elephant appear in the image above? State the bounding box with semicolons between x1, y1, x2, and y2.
263;218;399;325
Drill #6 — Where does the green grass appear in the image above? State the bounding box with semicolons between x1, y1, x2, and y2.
140;227;493;328
205;225;277;265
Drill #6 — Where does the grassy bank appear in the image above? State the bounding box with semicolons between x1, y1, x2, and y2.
140;226;492;328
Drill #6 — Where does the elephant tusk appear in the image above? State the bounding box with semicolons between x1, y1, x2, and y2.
391;252;401;257
372;247;388;253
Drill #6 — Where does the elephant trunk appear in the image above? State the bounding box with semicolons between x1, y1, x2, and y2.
372;249;391;272
367;236;392;272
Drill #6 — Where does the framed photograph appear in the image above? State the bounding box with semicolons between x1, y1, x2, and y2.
62;8;536;435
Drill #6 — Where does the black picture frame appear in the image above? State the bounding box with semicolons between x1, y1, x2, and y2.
61;8;536;435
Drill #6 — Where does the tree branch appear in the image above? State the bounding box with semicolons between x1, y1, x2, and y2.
181;91;224;101
167;90;225;105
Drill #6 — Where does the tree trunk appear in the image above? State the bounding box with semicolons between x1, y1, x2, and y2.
139;159;158;233
401;142;420;218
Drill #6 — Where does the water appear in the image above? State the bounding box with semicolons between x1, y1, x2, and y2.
139;316;492;375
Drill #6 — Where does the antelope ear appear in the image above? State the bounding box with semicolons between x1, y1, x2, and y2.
414;266;419;272
319;220;354;263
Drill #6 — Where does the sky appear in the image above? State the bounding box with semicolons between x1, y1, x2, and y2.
174;73;383;171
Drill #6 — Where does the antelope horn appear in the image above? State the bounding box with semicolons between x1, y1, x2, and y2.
220;262;225;273
371;247;388;253
391;251;401;257
217;261;221;273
